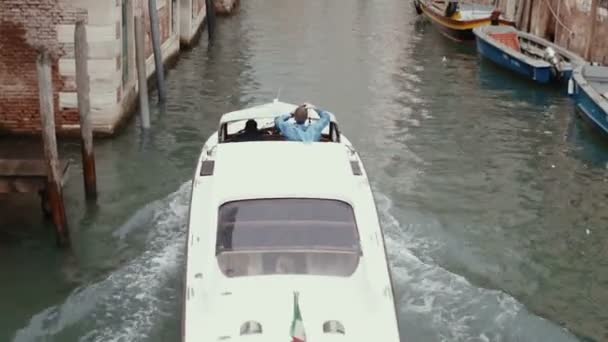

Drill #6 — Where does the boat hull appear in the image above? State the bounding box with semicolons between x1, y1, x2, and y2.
572;67;608;135
182;101;401;342
475;34;553;83
418;1;513;42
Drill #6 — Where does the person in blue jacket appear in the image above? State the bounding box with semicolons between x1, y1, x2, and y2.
274;103;331;142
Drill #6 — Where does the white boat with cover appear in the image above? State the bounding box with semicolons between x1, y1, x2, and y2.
182;100;400;341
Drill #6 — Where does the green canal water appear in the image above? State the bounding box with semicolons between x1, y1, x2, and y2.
1;0;608;341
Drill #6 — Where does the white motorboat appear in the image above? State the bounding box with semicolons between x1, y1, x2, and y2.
182;100;400;341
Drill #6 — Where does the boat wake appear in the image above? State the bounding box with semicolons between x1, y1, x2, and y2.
13;182;579;342
13;182;191;342
373;190;579;342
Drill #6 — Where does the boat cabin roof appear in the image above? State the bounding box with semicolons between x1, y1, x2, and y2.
204;141;361;202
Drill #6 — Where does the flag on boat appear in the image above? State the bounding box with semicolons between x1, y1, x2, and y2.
290;292;306;342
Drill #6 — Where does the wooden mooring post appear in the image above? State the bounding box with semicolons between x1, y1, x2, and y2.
74;20;98;200
206;0;216;40
148;0;167;102
36;50;70;246
134;14;151;129
586;0;599;61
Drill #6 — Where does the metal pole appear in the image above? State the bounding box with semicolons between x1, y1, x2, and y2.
74;20;98;200
36;50;70;246
134;15;151;129
148;0;167;102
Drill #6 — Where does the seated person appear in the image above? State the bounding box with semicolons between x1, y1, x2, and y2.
233;119;262;141
274;103;331;142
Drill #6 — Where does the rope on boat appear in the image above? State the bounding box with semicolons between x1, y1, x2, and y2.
543;0;574;36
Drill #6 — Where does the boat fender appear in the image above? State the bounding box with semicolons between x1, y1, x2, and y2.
568;78;574;95
445;1;458;17
414;0;423;15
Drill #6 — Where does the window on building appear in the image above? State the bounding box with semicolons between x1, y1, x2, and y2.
216;199;361;277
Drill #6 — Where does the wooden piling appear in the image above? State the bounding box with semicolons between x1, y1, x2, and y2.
74;21;98;200
36;50;69;246
148;0;167;102
134;15;151;129
206;0;216;40
586;0;599;61
515;0;525;30
525;0;532;33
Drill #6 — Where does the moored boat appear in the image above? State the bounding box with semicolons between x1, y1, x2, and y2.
182;100;401;341
414;0;514;41
571;65;608;135
474;25;585;84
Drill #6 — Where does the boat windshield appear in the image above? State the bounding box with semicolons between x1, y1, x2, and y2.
216;198;361;277
220;118;336;143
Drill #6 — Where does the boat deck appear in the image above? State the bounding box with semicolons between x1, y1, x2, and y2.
584;66;608;98
457;3;495;20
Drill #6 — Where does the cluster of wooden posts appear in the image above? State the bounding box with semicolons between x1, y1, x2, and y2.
34;1;218;246
35;21;96;247
34;0;217;246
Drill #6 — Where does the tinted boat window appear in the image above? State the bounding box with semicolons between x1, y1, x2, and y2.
216;199;361;277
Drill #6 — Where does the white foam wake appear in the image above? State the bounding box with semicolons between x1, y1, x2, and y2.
13;182;191;342
14;181;579;342
373;189;578;342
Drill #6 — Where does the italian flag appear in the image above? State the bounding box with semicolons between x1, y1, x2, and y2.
290;292;306;342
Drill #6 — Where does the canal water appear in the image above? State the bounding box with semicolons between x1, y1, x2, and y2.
1;0;608;341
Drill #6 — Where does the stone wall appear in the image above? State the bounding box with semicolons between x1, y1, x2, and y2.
179;0;206;46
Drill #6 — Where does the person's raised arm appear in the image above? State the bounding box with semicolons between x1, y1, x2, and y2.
275;112;299;140
274;112;291;131
307;108;331;141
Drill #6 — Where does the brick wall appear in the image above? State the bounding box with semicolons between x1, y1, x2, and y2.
0;0;86;134
141;1;173;57
1;0;181;135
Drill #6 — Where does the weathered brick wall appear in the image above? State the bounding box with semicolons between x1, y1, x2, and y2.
0;0;86;134
1;0;180;135
136;0;173;57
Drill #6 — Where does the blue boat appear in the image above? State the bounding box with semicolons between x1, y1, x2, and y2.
571;65;608;135
473;25;584;84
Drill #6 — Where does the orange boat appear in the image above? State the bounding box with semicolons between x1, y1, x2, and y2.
414;0;515;42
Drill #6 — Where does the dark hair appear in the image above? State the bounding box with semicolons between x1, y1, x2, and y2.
245;119;257;132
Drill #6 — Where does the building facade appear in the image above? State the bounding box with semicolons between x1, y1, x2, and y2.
0;0;208;135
